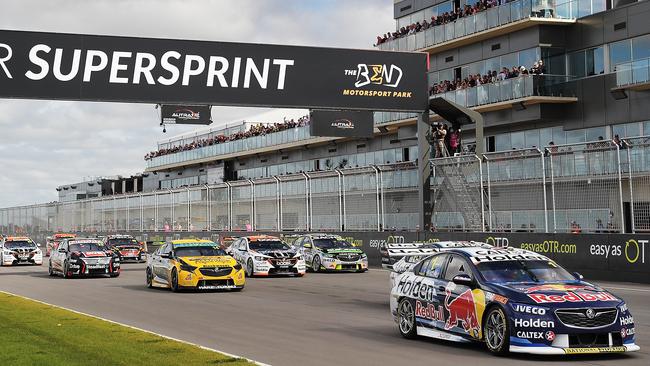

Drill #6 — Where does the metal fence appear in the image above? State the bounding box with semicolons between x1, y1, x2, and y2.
430;136;650;233
3;138;650;235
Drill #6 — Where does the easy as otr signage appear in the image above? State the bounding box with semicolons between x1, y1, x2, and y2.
0;29;428;112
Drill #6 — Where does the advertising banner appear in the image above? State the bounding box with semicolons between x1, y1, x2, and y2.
0;29;429;112
309;109;374;138
161;104;211;125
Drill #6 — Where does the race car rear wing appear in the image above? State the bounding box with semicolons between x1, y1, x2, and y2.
380;242;440;270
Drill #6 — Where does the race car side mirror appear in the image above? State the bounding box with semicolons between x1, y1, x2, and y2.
452;274;475;288
304;243;312;249
58;248;66;253
160;253;171;259
572;272;584;280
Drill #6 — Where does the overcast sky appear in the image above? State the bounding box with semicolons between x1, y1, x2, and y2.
0;0;394;207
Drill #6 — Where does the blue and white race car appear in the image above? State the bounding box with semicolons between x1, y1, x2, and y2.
390;246;640;355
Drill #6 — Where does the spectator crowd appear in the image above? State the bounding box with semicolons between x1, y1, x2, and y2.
430;60;545;95
145;116;310;161
375;0;500;46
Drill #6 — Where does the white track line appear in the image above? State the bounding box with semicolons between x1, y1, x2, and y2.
0;290;270;366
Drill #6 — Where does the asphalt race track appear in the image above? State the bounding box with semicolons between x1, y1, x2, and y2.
0;263;648;366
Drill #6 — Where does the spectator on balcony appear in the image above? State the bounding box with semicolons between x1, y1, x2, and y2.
570;221;582;234
450;128;462;155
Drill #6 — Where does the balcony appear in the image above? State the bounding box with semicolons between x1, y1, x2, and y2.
375;74;577;125
145;126;337;171
376;0;577;54
614;58;650;91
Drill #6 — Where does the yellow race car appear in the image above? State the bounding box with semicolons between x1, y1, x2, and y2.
146;239;245;292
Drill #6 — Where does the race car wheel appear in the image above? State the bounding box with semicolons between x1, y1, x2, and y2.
397;298;417;339
146;267;153;288
170;268;180;292
312;256;321;273
63;261;72;279
246;259;254;277
48;261;55;276
484;306;510;356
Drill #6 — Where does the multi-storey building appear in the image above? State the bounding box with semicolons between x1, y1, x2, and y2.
2;0;650;236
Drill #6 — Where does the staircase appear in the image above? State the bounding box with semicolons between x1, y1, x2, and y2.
432;157;486;231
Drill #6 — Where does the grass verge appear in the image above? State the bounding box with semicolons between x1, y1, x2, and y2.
0;292;255;366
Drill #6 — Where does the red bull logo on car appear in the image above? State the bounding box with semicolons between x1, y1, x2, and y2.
525;284;618;304
443;283;485;338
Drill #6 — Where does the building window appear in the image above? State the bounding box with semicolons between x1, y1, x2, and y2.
609;40;632;71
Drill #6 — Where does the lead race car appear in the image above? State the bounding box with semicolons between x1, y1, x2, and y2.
146;239;245;291
390;246;639;355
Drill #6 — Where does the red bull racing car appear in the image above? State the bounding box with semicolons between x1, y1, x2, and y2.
390;246;639;355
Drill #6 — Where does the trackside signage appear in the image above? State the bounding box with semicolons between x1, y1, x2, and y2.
0;29;429;111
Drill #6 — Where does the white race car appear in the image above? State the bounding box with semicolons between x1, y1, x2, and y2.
228;235;306;277
1;236;43;266
294;234;368;272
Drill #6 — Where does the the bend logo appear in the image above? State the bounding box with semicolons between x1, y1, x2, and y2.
330;119;354;129
172;108;201;120
346;64;403;88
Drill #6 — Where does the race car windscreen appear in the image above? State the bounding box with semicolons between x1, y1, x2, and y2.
69;243;105;252
477;260;576;284
5;241;36;249
249;240;290;251
174;246;227;257
108;238;139;247
313;238;353;250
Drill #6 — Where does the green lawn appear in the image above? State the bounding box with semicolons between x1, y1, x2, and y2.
0;292;255;366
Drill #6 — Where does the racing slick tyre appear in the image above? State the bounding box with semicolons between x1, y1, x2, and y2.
397;298;417;339
312;256;321;273
246;259;254;277
48;261;55;276
484;306;510;356
170;268;180;292
63;261;72;279
146;267;154;288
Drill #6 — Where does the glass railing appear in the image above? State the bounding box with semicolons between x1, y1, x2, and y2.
375;75;576;124
146;126;313;169
615;58;650;87
376;0;580;52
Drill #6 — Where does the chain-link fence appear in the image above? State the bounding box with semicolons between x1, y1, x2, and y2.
3;138;650;235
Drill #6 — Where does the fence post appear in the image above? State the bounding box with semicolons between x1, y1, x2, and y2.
225;182;232;231
204;184;211;232
301;173;310;231
476;155;486;232
185;187;191;232
484;155;493;231
249;180;257;231
139;193;143;232
379;168;386;232
154;194;158;232
304;172;313;231
546;148;557;233
625;142;636;233
539;148;548;233
336;169;345;231
273;177;281;231
371;165;381;232
615;144;625;233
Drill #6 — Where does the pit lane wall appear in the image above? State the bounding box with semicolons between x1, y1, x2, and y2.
22;231;650;283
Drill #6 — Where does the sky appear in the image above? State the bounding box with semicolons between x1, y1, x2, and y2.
0;0;394;207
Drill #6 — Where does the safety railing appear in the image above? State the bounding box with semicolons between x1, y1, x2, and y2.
615;57;650;87
374;75;576;124
376;0;579;52
146;126;313;169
